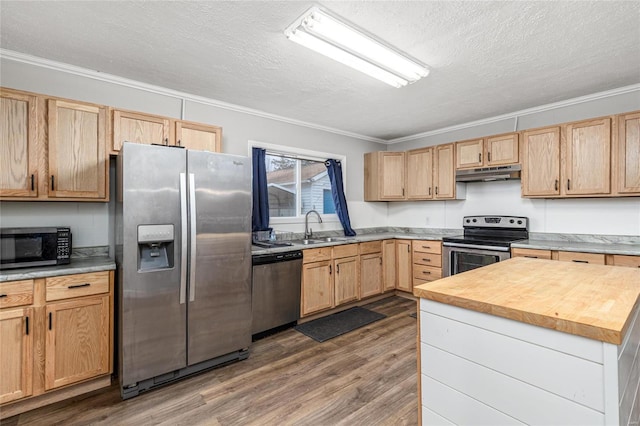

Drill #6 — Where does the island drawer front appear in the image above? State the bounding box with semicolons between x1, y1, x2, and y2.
611;255;640;268
511;248;552;260
45;271;110;302
303;247;332;263
420;310;607;417
359;241;382;255
413;265;442;281
413;240;441;254
412;252;442;267
0;279;34;309
557;251;605;265
332;243;359;259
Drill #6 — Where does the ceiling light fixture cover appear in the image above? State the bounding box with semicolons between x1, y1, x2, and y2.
285;6;430;88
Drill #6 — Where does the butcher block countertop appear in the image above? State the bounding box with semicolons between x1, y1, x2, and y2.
414;257;640;345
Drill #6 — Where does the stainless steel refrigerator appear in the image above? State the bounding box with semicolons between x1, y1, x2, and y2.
115;142;252;399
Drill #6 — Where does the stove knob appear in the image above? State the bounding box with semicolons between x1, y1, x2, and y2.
510;219;514;223
517;220;523;225
466;219;470;223
472;218;477;223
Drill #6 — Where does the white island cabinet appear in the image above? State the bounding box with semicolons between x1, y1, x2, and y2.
414;257;640;426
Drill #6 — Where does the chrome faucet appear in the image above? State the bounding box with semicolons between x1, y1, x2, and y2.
304;210;322;239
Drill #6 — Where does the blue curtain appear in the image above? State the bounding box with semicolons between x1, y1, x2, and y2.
325;159;356;237
252;148;270;232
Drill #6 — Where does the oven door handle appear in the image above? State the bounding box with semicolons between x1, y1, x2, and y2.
443;242;510;252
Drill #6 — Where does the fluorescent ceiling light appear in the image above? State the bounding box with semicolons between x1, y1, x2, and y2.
285;6;430;88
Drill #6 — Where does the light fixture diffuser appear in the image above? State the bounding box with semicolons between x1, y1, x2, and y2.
285;6;429;87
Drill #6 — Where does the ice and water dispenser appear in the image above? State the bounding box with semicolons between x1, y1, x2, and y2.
137;224;175;271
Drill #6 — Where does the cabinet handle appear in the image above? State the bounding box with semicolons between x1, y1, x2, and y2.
68;283;91;289
478;153;482;163
336;264;340;274
164;138;169;145
407;245;410;253
435;187;438;195
422;246;431;250
402;188;405;196
49;312;52;330
554;179;558;191
487;152;491;162
25;316;29;335
524;256;538;259
51;175;55;191
329;265;332;274
422;271;431;275
567;179;571;191
31;174;35;191
379;258;382;265
0;294;7;298
177;139;181;147
572;260;589;263
422;258;431;262
428;187;431;196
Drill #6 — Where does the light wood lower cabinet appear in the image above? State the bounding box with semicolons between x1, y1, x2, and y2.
513;248;639;268
610;255;640;268
396;240;413;292
333;244;360;306
557;251;606;265
412;240;442;289
360;253;382;299
0;271;113;417
382;240;397;291
301;259;334;317
511;248;552;260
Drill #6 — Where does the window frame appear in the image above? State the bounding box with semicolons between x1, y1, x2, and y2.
249;140;346;225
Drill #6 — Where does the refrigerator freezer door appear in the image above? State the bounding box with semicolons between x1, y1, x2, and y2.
186;150;252;365
119;143;188;386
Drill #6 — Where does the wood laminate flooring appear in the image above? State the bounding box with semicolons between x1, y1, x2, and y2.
4;296;418;426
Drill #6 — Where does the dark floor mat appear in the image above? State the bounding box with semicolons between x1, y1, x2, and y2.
294;307;386;342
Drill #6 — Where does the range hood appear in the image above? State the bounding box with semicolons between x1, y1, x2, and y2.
455;164;521;182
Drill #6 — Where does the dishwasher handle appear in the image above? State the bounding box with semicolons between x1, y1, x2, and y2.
252;250;303;266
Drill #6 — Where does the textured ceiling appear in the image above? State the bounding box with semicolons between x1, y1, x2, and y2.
1;1;639;141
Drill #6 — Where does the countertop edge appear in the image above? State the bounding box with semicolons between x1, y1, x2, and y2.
1;256;116;282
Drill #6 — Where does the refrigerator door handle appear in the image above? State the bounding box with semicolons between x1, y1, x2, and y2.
179;173;188;304
188;173;197;302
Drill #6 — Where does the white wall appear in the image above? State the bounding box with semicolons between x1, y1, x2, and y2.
0;56;388;246
389;89;640;237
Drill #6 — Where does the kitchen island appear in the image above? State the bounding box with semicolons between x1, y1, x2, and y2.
414;257;640;425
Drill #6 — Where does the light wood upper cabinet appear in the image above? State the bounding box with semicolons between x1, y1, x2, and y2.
382;240;397;291
456;134;519;169
45;295;110;390
456;138;483;169
48;99;108;199
406;147;433;200
563;118;611;196
0;89;39;198
614;111;640;195
175;121;222;152
0;307;33;404
521;126;561;196
112;109;170;152
364;151;406;201
434;143;456;199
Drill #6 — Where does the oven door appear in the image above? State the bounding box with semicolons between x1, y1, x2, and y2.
442;243;511;277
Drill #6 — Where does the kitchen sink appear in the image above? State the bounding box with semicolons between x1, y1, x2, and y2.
291;239;322;245
291;237;354;245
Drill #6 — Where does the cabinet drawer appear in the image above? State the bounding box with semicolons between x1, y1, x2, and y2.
360;241;382;255
412;252;442;268
45;271;110;302
0;279;34;309
610;255;640;268
413;264;442;281
557;251;605;265
412;240;442;254
332;243;359;259
511;248;552;260
303;247;332;263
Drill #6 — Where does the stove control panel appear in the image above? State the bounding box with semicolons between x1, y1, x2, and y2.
463;215;528;230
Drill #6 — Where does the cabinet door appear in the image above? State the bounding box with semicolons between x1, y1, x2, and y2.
615;112;640;194
301;261;333;316
334;256;359;305
396;240;413;292
563;118;611;195
360;253;382;298
0;89;39;197
406;148;433;199
486;133;519;166
434;143;455;199
45;295;109;390
380;152;405;199
48;99;107;199
112;109;170;152
382;240;397;291
456;139;483;169
0;307;33;404
521;126;561;197
176;121;222;152
610;255;640;268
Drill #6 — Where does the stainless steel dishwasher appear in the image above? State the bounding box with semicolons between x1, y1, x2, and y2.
251;250;303;338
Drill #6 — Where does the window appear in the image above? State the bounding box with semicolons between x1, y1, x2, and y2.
250;141;345;222
265;153;335;218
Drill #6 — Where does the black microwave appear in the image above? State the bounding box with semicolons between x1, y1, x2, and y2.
0;227;71;270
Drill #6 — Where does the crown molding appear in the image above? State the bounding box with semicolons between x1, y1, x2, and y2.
0;49;387;144
387;83;640;144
